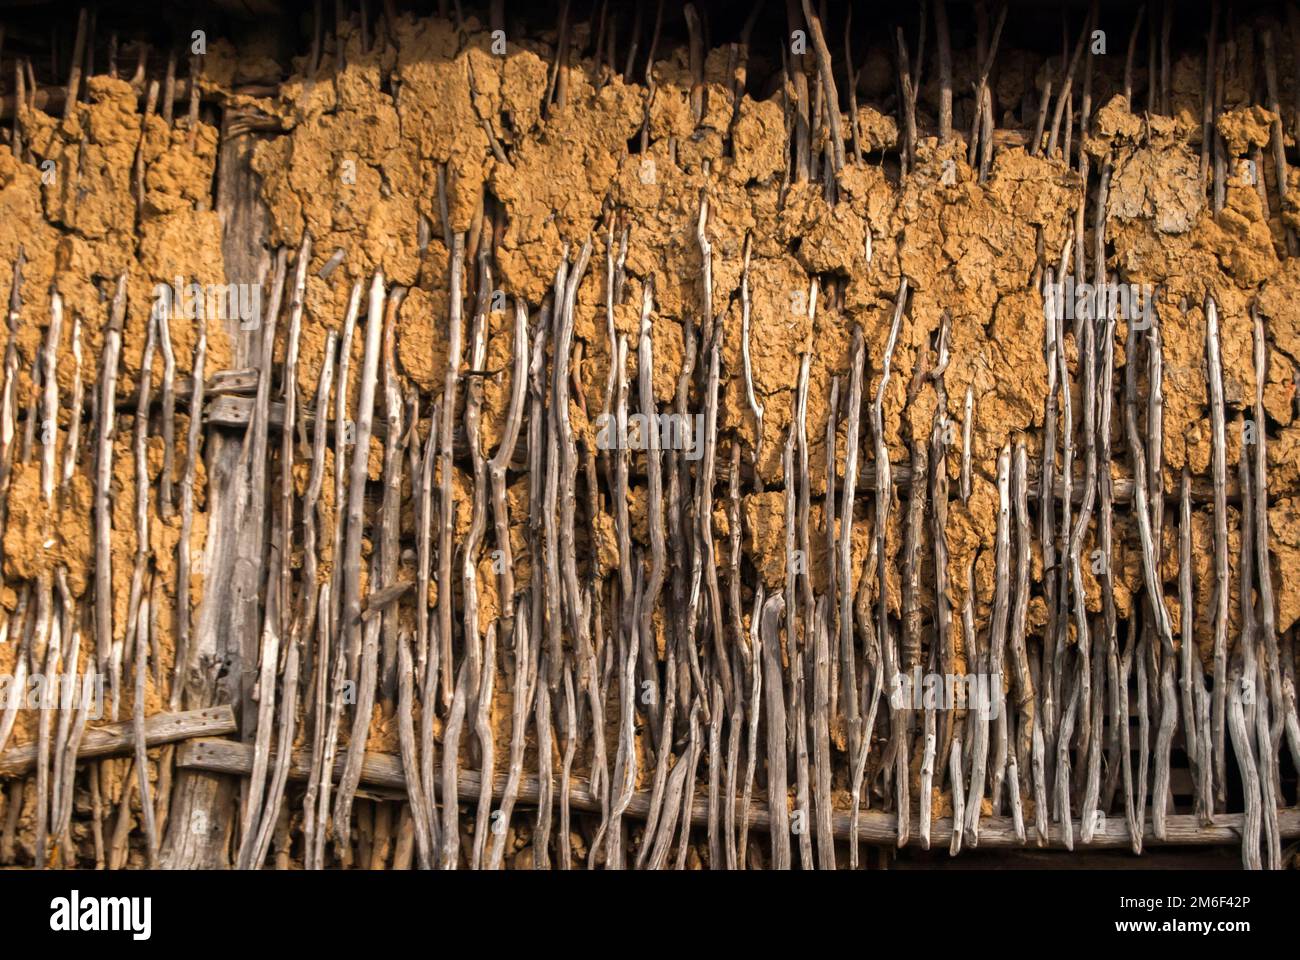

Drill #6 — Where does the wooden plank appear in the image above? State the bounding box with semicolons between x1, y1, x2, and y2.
129;368;258;408
176;737;1300;851
0;707;236;777
160;106;275;870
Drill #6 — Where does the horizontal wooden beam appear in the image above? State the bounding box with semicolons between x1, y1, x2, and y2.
0;706;237;778
201;394;1248;504
177;737;1300;852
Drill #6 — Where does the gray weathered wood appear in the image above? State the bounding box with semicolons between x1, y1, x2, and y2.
0;707;237;778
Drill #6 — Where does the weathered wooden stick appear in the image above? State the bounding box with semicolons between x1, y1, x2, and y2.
1050;248;1075;813
633;621;677;871
558;659;581;870
812;578;835;868
672;691;706;870
686;200;717;718
840;7;862;164
904;413;929;844
699;211;732;719
948;733;965;855
1098;278;1123;847
1212;32;1227;213
297;329;335;859
62;8;88;121
919;683;937;850
1073;181;1104;845
721;474;748;854
58;313;84;501
1010;442;1043;843
438;234;466;708
781;0;810;182
0;255;25;582
758;592;790;868
478;297;529;864
1254;638;1281;870
1178;469;1207;821
51;580;86;851
106;757;137;870
1194;2;1216;185
902;373;927;678
278;235;311;643
896;27;918;174
170;305;205;711
1262;30;1296;252
374;287;407;706
0;589;30;757
928;319;958;798
1032;80;1053;157
238;526;282;866
247;617;300;870
534;649;558;869
967;2;1007;171
873;279;908;846
1121;291;1169;845
1046;9;1089;158
462;242;491;716
1135;623;1151;856
852;528;883;858
1254;307;1300;772
736;578;763;868
488;609;532;870
800;0;844;174
333;271;387;853
529;282;558;868
934;0;952;143
238;243;306;869
470;623;497;869
819;375;839;741
643;704;691;869
95;276;126;712
327;284;362;668
31;288;65;867
157;291;177;521
1206;295;1228;810
1055;670;1080;850
840;326;865;768
607;331;640;867
987;446;1011;823
231;248;288;794
791;347;814;869
1237;427;1270;871
314;286;363;869
1149;315;1177;843
121;306;157;727
554;239;592;697
1227;660;1262;869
